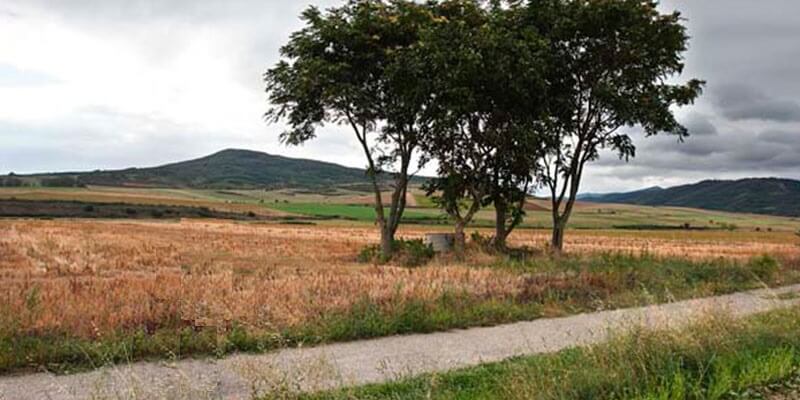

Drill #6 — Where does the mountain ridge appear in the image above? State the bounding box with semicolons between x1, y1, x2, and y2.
0;149;421;190
582;178;800;217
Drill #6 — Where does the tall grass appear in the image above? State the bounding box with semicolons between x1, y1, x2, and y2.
308;307;800;400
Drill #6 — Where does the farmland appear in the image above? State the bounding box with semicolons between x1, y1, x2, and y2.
1;217;799;375
2;185;800;396
2;186;799;231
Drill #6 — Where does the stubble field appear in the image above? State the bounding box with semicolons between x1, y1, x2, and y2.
1;218;799;373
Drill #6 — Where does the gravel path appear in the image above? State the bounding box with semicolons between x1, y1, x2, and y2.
2;285;799;400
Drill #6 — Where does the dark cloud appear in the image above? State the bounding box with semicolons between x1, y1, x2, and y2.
682;112;717;136
759;130;798;145
710;84;800;122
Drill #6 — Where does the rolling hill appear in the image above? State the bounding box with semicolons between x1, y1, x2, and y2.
582;178;800;217
0;149;416;190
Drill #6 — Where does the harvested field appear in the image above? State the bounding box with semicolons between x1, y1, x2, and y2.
1;218;799;373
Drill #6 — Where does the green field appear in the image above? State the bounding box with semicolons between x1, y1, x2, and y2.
267;202;443;222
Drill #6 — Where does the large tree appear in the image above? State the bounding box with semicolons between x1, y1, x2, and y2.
530;0;705;251
265;1;433;257
421;0;549;254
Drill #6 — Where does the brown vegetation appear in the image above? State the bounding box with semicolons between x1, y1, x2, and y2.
1;219;798;341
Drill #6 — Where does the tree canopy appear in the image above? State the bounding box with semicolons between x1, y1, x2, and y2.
267;0;704;257
265;0;434;257
531;0;704;251
420;0;551;253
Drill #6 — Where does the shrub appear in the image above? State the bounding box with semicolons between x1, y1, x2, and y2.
358;239;435;268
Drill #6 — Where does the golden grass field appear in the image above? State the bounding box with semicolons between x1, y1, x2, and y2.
2;218;799;341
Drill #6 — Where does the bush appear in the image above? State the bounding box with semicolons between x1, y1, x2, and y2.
358;239;435;268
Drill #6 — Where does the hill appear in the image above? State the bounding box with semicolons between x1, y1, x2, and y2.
0;149;415;190
583;178;800;217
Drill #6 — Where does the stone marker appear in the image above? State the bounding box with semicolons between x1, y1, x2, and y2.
424;233;455;253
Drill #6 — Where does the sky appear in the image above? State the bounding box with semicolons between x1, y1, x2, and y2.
0;0;798;193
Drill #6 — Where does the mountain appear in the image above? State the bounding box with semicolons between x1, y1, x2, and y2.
1;149;414;190
578;186;663;202
583;178;800;217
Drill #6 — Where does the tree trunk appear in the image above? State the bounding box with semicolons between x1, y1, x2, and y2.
454;221;467;259
380;226;393;260
551;220;566;253
494;198;508;251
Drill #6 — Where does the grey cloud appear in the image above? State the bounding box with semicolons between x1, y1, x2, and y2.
760;130;799;145
711;84;800;122
682;112;717;136
3;0;800;193
597;128;799;177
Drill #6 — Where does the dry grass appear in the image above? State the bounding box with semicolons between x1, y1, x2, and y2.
0;220;521;339
1;219;798;341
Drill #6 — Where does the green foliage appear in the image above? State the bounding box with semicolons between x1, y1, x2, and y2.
535;0;704;250
418;0;548;241
264;1;445;253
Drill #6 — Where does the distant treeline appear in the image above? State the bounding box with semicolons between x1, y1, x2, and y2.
0;174;86;188
0;199;265;220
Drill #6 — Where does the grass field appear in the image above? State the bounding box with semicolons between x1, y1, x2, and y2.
267;202;443;221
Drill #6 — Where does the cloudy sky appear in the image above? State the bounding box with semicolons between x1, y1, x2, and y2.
0;0;798;193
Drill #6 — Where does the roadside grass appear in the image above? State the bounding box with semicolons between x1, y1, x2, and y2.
1;253;797;376
305;306;800;400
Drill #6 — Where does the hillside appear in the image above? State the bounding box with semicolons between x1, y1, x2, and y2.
583;178;800;217
0;149;416;190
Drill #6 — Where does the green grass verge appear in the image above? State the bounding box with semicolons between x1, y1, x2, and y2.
305;306;800;400
1;254;797;376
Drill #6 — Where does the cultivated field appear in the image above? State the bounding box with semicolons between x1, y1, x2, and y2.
2;217;799;374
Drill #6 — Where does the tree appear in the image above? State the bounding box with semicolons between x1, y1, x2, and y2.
530;0;705;252
265;1;433;258
421;0;549;255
